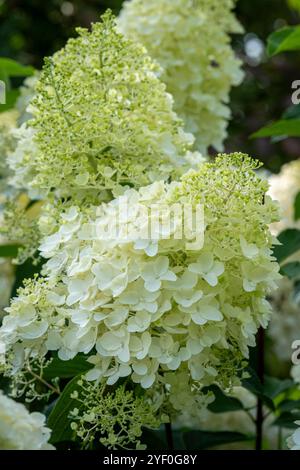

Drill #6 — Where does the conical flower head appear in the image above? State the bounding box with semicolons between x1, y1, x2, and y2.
10;11;195;201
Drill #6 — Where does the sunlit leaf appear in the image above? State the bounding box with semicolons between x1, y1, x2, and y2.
0;58;34;77
267;26;300;56
251;119;300;139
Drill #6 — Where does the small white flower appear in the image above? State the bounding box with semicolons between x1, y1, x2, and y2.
141;256;176;292
188;252;224;287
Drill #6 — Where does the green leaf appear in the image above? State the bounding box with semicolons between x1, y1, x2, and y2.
263;376;294;399
47;375;82;444
280;262;300;279
251;119;300;139
279;399;300;413
44;354;93;380
294;192;300;221
267;26;300;56
242;368;275;411
140;429;167;450
0;89;20;112
282;104;300;120
273;229;300;263
272;411;300;429
183;430;252;450
0;58;34;77
0;244;21;257
205;385;244;413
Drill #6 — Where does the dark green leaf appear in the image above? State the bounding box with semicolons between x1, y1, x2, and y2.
205;385;244;413
242;367;263;395
282;104;300;120
294;192;300;221
272;411;300;429
0;58;34;77
251;119;300;139
47;375;82;444
267;26;300;56
140;429;167;450
263;376;294;399
44;354;93;380
183;430;252;450
280;262;300;279
242;368;275;411
273;229;300;263
0;244;21;258
279;399;300;413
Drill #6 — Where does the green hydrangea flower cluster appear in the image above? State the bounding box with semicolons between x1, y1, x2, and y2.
9;11;196;203
119;0;244;154
69;379;162;449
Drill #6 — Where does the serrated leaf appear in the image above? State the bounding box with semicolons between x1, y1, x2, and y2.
205;385;244;413
273;229;300;263
183;430;252;450
47;375;82;444
267;26;300;56
251;119;300;139
0;58;34;77
280;262;300;279
44;354;93;380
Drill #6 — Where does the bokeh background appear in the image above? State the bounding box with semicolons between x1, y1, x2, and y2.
1;0;300;171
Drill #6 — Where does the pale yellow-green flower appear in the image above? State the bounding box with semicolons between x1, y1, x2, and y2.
119;0;244;154
0;154;280;414
8;11;197;203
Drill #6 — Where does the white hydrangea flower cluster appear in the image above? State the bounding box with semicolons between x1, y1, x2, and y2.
287;422;300;450
267;161;300;366
0;154;280;404
0;390;54;449
118;0;244;154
